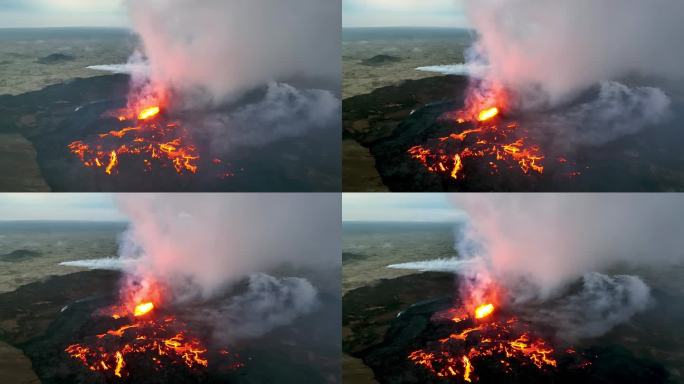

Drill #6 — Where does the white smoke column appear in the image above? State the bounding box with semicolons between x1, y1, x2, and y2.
452;194;684;299
449;194;684;338
463;0;684;106
115;194;340;301
124;0;341;103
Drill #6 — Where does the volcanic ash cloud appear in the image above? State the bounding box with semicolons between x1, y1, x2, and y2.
124;0;340;99
114;194;340;339
448;194;684;339
119;0;341;148
457;0;684;144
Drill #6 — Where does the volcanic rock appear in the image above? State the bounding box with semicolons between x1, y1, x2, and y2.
357;298;669;384
361;55;402;67
0;249;41;261
36;53;76;65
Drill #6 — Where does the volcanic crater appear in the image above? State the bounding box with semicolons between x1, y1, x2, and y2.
343;273;669;384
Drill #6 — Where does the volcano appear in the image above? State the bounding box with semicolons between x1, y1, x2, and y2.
342;272;669;384
0;74;340;191
343;75;684;192
358;297;668;384
0;269;340;384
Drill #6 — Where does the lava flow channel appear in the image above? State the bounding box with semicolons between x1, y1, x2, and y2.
65;301;242;379
408;106;549;181
408;303;585;383
68;103;201;176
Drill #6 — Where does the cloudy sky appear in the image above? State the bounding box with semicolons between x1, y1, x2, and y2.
343;193;466;222
0;0;127;28
343;0;468;28
0;194;125;221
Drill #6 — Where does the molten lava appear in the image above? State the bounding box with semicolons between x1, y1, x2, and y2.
477;107;499;122
138;106;160;120
68;99;202;176
134;302;154;317
474;303;494;319
68;88;232;178
65;293;242;379
408;296;588;383
408;104;552;181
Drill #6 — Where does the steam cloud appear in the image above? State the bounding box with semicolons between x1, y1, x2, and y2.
200;83;341;149
534;273;651;340
391;195;684;339
124;0;340;102
450;194;684;339
463;0;684;105
114;194;339;338
117;0;341;149
457;0;684;143
202;273;319;341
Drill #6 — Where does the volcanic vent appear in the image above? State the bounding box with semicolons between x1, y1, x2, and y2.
357;294;667;384
67;82;231;179
62;280;242;383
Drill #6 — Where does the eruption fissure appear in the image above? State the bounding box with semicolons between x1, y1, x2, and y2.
65;282;243;379
408;102;557;180
408;300;587;382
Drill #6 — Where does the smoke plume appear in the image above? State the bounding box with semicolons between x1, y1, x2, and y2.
202;273;319;341
124;0;340;102
449;194;684;339
114;194;339;338
459;0;684;143
463;0;684;106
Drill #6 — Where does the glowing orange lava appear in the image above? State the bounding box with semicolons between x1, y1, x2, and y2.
477;107;499;122
407;284;589;383
134;302;154;317
68;101;201;176
408;84;588;181
138;106;160;120
65;284;242;378
407;103;552;181
474;303;494;319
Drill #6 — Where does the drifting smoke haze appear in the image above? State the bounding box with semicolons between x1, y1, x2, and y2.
113;194;339;339
453;0;684;145
203;273;320;341
200;83;341;149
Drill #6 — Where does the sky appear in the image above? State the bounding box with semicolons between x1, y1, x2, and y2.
343;0;468;28
0;194;126;221
343;193;466;222
0;0;468;29
0;0;128;28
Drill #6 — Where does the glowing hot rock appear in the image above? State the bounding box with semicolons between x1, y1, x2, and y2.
65;293;243;378
134;302;155;317
477;107;499;122
406;101;556;181
137;106;160;120
474;303;494;319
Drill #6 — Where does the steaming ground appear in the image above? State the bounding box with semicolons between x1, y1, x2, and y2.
342;221;684;382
